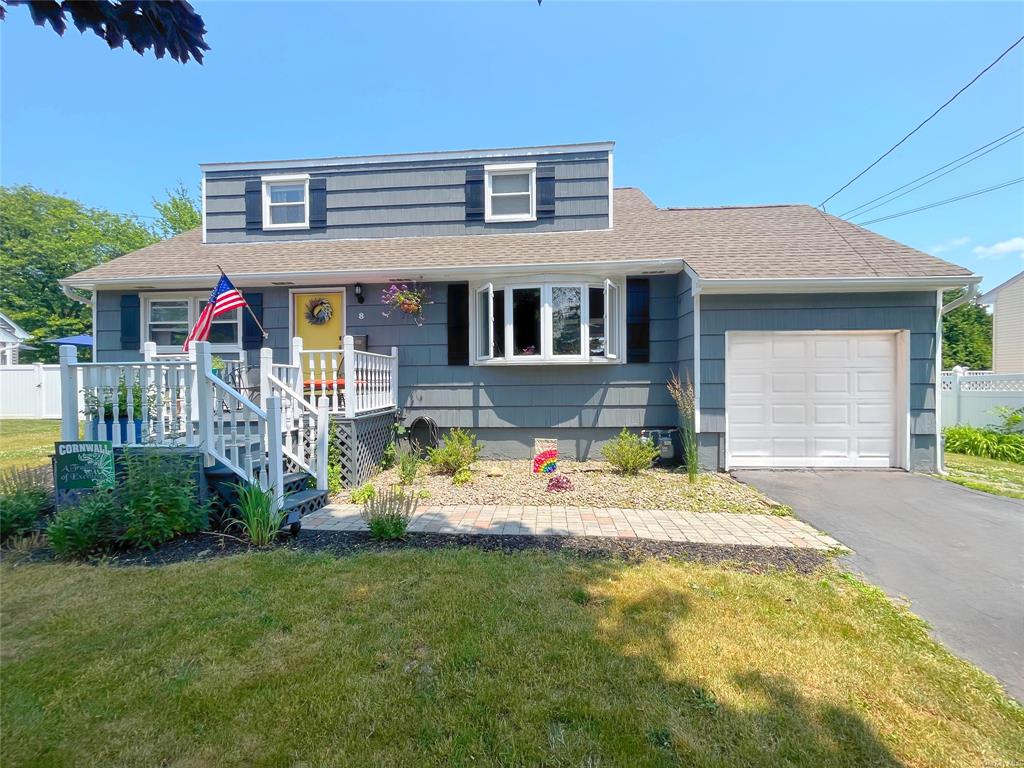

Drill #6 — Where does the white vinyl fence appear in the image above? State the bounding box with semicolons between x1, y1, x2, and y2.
941;368;1024;429
0;364;84;419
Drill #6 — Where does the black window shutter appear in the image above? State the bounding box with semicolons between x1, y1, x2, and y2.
536;165;556;218
447;283;469;365
244;180;262;232
120;294;141;350
309;177;327;230
242;293;264;350
465;168;484;221
626;278;650;363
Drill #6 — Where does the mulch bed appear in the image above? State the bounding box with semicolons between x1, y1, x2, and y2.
6;529;828;575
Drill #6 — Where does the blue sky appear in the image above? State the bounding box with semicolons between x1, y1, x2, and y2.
3;1;1022;291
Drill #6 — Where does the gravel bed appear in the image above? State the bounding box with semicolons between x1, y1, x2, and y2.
348;460;788;514
4;529;826;575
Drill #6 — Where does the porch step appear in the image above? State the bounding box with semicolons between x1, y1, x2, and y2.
282;488;329;526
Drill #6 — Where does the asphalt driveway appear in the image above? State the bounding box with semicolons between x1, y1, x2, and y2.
733;469;1024;701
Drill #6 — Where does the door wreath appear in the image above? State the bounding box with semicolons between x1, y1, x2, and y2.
304;297;334;326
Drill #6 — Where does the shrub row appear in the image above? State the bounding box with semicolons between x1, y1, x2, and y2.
944;426;1024;464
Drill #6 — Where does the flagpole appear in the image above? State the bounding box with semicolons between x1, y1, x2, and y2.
218;265;268;339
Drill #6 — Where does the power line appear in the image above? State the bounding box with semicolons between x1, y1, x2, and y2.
841;126;1024;217
858;177;1024;225
818;34;1024;209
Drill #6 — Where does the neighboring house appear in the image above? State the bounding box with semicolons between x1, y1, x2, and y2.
979;270;1024;373
0;311;31;365
60;141;981;472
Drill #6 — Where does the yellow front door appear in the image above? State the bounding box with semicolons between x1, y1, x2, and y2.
293;291;345;351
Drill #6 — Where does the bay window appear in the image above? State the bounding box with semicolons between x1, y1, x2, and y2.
471;278;623;364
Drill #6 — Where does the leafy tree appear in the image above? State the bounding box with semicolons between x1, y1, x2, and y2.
152;181;201;238
942;288;992;370
0;185;157;362
0;0;209;63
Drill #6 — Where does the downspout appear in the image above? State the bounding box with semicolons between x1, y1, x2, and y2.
61;283;96;360
934;283;979;474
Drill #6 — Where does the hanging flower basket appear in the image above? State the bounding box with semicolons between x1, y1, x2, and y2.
381;284;431;326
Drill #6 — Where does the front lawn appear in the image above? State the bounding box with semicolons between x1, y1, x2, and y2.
943;452;1024;500
366;459;788;514
2;550;1021;766
0;419;60;473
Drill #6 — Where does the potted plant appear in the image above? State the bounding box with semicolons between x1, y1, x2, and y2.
82;375;153;443
381;283;431;326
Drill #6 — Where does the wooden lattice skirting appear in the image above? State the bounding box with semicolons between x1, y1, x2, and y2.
329;409;397;488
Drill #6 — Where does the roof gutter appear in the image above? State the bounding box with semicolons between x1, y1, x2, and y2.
694;274;983;295
59;257;684;291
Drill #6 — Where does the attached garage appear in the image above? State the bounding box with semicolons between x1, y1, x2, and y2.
725;331;906;468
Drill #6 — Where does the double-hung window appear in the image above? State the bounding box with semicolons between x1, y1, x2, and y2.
484;164;536;222
262;174;309;230
473;278;623;364
143;294;242;355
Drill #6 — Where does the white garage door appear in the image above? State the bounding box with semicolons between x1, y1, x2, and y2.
726;332;897;468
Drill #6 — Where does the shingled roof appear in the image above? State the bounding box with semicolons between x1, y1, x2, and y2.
63;188;973;287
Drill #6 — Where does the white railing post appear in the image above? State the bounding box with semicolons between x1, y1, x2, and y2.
316;395;330;491
266;395;285;510
343;335;356;418
291;336;304;368
58;345;79;440
194;342;214;465
951;365;964;426
390;346;399;408
143;341;157;362
260;347;273;409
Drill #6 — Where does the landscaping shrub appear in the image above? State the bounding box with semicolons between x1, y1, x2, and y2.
944;426;1024;464
327;450;343;497
361;485;417;539
116;453;208;550
427;428;481;476
397;447;419;486
229;481;285;546
380;441;397;470
992;405;1024;434
350;482;376;504
46;451;207;558
601;429;659;475
667;371;699;483
47;491;119;559
0;465;51;542
546;475;573;493
452;467;473;486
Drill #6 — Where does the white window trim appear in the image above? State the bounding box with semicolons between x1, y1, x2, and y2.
484;163;536;223
468;275;626;366
141;292;243;355
261;173;310;231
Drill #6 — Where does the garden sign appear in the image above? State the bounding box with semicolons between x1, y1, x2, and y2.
54;441;115;507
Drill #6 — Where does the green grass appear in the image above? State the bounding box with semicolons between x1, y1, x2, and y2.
942;452;1024;500
0;420;60;473
2;550;1021;767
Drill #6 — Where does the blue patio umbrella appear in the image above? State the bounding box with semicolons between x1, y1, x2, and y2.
46;334;94;346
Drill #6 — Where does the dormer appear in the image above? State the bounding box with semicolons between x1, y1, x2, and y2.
200;142;613;244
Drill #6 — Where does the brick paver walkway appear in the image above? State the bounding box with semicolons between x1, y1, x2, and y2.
303;504;841;550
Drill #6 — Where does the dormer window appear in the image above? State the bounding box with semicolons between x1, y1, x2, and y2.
262;174;309;230
484;163;536;222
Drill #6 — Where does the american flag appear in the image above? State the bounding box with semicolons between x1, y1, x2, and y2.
183;273;248;351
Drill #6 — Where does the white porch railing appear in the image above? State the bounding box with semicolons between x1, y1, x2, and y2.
940;367;1024;428
285;335;398;417
58;342;330;511
260;349;328;485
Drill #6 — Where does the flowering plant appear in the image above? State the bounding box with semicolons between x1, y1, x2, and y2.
381;283;431;326
546;475;573;493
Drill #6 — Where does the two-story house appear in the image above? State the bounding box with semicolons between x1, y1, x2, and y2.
61;141;979;475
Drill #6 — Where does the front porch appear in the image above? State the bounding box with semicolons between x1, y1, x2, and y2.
58;336;399;524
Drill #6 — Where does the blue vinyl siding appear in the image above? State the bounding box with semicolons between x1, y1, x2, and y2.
204;150;610;244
